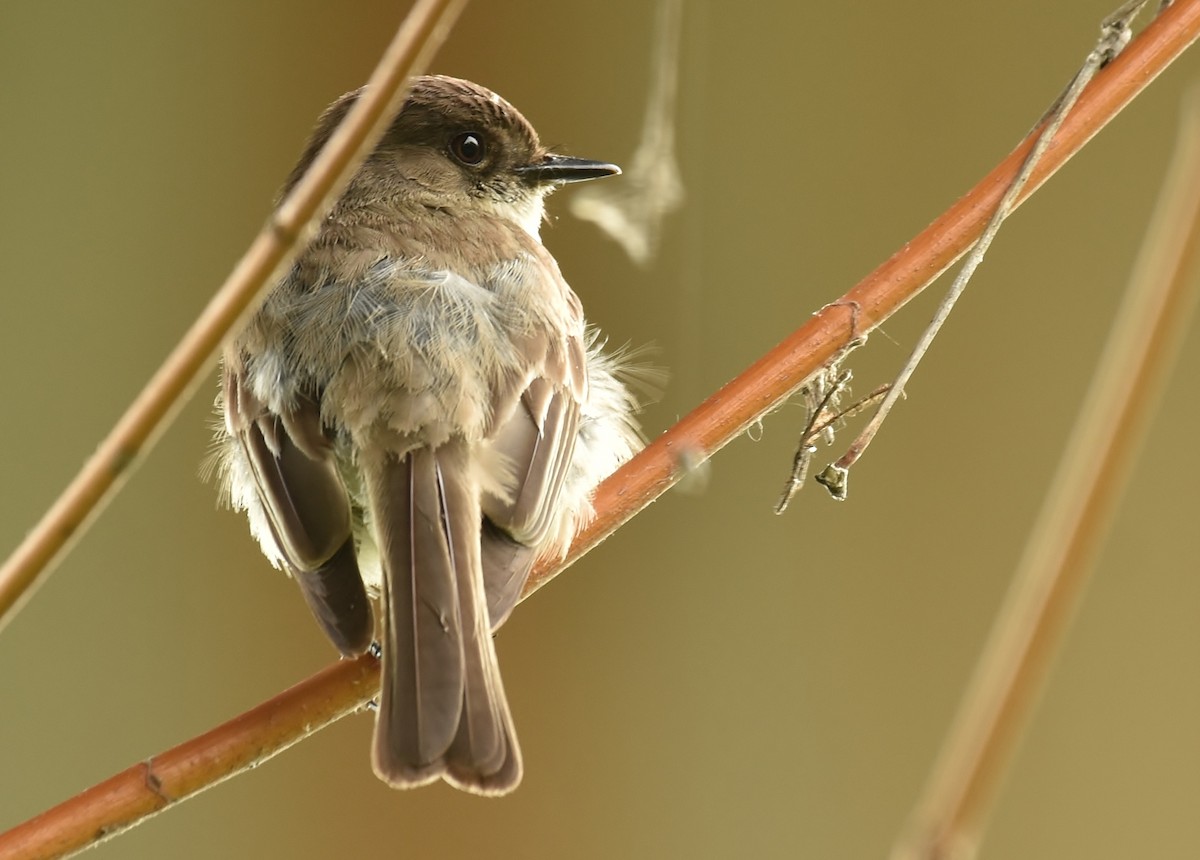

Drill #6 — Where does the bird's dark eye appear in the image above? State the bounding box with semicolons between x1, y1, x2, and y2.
449;132;487;166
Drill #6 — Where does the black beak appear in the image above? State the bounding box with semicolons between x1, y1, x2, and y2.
516;154;621;184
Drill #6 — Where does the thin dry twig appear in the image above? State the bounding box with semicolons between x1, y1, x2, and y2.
890;82;1200;860
2;2;1199;858
816;0;1151;500
0;0;467;633
775;372;892;515
522;0;1200;600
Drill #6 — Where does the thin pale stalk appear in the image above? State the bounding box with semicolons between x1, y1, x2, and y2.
890;88;1200;860
0;0;467;632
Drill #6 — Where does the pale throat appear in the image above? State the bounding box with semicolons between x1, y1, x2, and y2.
484;191;547;241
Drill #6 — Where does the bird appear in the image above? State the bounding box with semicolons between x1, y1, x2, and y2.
210;75;643;795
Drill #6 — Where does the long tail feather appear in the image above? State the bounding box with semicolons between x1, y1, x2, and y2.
368;441;522;793
370;448;464;786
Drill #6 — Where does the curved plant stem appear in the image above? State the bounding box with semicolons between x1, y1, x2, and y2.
0;0;467;633
0;658;380;860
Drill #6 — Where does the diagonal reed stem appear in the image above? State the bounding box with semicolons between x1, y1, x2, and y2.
0;0;467;633
891;82;1200;860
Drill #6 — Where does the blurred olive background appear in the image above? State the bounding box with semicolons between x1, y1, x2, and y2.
2;2;1199;858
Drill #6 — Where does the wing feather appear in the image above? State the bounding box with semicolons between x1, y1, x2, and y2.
224;364;371;656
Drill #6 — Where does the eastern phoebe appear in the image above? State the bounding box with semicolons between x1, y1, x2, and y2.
212;75;641;795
